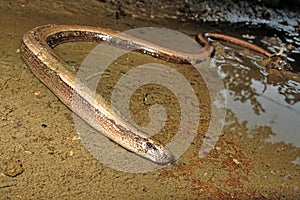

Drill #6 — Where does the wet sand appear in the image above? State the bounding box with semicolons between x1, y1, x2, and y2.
1;1;300;199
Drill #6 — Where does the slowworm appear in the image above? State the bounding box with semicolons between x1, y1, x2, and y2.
21;24;288;165
197;32;272;57
21;24;210;165
197;32;300;81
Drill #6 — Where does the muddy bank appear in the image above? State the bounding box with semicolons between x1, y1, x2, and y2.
0;0;299;199
105;0;299;33
104;0;300;71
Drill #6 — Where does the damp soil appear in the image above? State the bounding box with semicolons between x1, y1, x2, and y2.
1;0;300;199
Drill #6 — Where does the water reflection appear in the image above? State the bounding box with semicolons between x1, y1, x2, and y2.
219;63;267;115
212;42;300;147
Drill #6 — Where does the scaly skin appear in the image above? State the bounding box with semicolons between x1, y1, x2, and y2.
21;24;298;165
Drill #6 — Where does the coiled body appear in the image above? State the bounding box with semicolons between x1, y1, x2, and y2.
21;24;294;165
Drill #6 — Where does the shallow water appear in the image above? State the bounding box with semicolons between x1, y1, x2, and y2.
1;1;299;199
213;40;300;147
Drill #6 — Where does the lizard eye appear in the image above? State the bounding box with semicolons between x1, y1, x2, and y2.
146;142;156;150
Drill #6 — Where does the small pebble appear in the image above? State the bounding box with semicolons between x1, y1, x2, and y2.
3;160;24;177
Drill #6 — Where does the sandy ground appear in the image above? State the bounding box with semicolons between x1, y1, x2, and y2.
1;0;300;199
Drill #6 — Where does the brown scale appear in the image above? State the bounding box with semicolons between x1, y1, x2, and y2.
197;32;295;74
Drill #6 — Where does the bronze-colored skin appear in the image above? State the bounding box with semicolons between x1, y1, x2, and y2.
197;32;299;82
21;24;298;165
21;24;211;165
